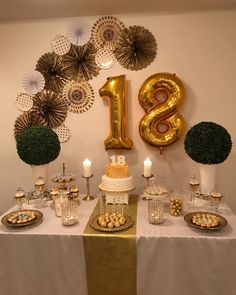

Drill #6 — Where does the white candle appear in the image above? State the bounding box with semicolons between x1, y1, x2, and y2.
83;159;92;177
143;158;152;177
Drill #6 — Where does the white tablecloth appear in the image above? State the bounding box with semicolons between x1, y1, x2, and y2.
137;199;236;295
1;196;236;295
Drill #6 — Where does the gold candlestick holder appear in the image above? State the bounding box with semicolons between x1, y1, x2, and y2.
142;174;154;201
82;174;95;201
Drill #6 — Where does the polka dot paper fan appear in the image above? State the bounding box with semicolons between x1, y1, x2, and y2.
16;93;34;111
53;124;71;143
95;48;115;69
51;34;71;55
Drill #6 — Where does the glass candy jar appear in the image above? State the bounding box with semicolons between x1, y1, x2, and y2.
147;199;164;224
61;196;79;226
169;190;183;216
54;191;67;217
144;175;168;201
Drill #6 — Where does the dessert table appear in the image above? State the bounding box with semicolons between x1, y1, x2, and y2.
1;196;236;295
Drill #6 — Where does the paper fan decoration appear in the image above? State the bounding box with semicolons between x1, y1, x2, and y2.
114;25;157;71
16;93;34;111
95;48;115;69
91;16;125;50
53;124;71;143
22;71;45;95
62;42;100;81
14;111;47;138
36;52;70;93
67;19;91;46
51;35;71;55
31;89;67;128
62;80;94;113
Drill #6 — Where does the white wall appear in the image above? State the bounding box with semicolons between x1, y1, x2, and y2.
1;9;236;214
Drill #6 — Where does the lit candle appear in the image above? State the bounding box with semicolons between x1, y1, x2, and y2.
83;159;92;177
143;158;152;177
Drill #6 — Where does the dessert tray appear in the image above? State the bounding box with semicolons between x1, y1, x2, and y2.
184;211;227;231
1;209;43;228
89;214;133;232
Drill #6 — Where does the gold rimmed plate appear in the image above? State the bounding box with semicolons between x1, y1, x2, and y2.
184;211;227;231
89;214;133;232
1;209;43;228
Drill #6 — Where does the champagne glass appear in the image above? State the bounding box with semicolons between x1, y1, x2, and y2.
189;174;200;202
14;187;25;209
210;187;223;212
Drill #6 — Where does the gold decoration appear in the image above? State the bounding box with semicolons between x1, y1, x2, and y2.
62;42;100;81
31;89;67;129
99;75;133;150
62;80;94;113
36;52;70;93
91;15;125;50
14;111;47;138
114;25;157;71
139;72;184;151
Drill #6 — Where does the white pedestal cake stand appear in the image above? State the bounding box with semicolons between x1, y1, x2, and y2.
98;185;135;204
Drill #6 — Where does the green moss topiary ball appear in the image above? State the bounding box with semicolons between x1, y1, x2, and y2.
16;125;61;165
184;121;232;164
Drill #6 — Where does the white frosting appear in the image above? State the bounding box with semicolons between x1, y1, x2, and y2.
100;175;134;191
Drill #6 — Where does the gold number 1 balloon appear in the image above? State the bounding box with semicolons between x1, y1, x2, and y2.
99;75;133;150
139;72;184;153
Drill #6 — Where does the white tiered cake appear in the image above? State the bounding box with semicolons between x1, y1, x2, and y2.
99;155;135;204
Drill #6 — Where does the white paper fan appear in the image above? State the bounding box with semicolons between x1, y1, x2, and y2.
22;71;45;95
67;18;91;46
51;34;71;55
16;93;34;111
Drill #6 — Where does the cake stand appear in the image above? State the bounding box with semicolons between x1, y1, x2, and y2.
99;185;135;205
51;163;76;191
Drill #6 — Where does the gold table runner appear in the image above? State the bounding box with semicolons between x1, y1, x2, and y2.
83;195;138;295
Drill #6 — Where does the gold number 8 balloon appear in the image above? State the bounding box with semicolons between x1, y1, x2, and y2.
139;72;184;153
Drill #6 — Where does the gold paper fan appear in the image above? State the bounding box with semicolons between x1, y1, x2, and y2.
114;25;157;71
53;124;71;143
36;52;70;93
31;89;67;128
91;16;125;50
62;42;100;81
62;80;94;113
14;111;47;138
